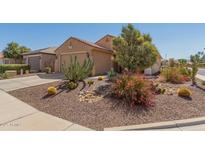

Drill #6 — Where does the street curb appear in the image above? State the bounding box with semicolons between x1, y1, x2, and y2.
104;117;205;131
196;74;205;82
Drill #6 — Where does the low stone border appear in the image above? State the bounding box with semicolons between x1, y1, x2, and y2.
104;117;205;131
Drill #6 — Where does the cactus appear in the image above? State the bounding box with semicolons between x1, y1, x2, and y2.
177;87;192;98
47;86;57;95
62;56;94;82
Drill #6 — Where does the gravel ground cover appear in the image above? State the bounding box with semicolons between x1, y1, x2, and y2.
9;79;205;130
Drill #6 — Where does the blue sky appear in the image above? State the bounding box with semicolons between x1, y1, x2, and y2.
0;23;205;59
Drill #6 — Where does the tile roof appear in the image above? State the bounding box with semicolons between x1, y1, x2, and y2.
0;52;4;59
23;47;57;55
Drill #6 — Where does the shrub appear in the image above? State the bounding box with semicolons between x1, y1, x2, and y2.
181;75;190;82
47;86;57;95
112;74;155;107
0;72;9;80
87;80;94;87
66;81;78;90
179;67;191;77
107;68;117;81
153;83;166;94
177;87;192;97
45;67;52;74
62;56;94;83
202;81;205;86
0;64;30;74
98;76;104;81
161;67;185;84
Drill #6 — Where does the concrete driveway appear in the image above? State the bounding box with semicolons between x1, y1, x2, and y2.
0;73;64;92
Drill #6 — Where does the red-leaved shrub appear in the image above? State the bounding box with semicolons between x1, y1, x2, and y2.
181;75;190;82
161;67;185;84
161;66;191;84
112;74;155;107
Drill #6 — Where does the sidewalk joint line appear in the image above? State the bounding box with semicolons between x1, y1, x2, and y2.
63;123;75;130
0;111;39;127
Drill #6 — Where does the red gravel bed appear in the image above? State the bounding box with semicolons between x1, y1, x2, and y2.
9;81;205;130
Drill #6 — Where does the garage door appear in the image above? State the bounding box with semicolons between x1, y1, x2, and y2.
28;56;40;72
60;53;88;71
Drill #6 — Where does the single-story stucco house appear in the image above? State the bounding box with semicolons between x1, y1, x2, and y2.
54;35;114;75
22;47;57;72
23;34;162;75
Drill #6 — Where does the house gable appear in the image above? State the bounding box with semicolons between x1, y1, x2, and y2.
55;37;94;55
95;35;114;50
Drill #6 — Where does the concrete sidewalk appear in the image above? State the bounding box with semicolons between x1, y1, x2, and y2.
0;89;92;131
104;117;205;131
0;73;63;92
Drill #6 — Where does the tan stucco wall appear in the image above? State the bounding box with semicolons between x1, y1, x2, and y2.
151;58;161;74
95;35;113;50
91;49;112;75
55;38;93;72
55;38;113;75
41;54;56;71
144;57;161;75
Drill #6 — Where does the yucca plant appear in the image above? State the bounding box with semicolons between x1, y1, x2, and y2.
61;56;94;83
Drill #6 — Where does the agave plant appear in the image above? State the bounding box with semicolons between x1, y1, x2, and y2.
61;56;94;83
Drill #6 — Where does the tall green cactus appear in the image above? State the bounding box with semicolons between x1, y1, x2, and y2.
62;56;94;82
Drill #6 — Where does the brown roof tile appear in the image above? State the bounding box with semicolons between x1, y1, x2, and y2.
0;53;4;59
22;47;57;55
71;37;113;52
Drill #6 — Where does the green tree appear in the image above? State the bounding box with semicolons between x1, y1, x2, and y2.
113;24;159;72
19;46;30;54
190;52;205;85
3;42;30;63
178;59;187;67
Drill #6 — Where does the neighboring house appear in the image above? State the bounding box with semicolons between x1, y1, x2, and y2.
0;53;3;64
55;35;114;75
0;53;21;64
22;47;57;72
3;58;22;64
